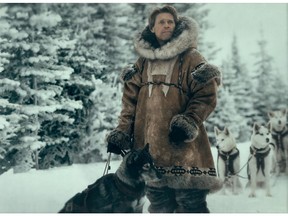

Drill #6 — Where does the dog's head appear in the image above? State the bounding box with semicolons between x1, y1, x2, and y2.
214;126;236;152
251;123;272;149
268;109;287;132
125;144;162;183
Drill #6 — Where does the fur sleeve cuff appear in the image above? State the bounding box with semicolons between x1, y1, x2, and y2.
106;129;131;150
120;64;138;82
192;63;221;86
170;114;199;141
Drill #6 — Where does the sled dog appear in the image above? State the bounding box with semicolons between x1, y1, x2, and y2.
247;123;273;197
214;126;242;195
268;109;288;174
59;144;161;213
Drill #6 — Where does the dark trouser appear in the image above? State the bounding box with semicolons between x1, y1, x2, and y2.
146;186;210;213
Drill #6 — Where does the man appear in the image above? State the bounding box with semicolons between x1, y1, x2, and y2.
106;5;222;213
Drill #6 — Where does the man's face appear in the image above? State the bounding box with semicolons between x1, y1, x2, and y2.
151;13;175;45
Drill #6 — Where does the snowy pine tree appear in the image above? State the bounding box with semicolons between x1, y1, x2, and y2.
270;70;288;111
207;35;255;143
76;76;122;162
251;29;278;124
227;35;254;141
206;87;246;145
101;4;135;77
48;4;108;163
173;3;220;60
0;4;80;172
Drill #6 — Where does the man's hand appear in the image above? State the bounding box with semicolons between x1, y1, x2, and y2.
169;126;188;144
106;129;131;155
107;142;123;155
169;114;199;145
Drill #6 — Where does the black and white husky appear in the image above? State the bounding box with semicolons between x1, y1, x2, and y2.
59;144;161;213
214;126;242;195
247;123;273;197
268;109;288;175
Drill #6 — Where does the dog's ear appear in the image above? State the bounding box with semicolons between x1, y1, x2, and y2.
140;143;153;164
139;144;150;159
214;126;220;136
143;143;150;152
281;109;287;116
268;111;274;118
266;121;271;131
128;144;151;166
127;151;139;166
253;123;261;132
224;127;230;136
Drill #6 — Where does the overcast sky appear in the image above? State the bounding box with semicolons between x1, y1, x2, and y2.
203;3;287;79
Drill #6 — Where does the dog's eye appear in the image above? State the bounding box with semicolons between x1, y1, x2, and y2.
143;163;151;170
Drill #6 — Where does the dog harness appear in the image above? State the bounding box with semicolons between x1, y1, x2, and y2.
272;127;288;152
250;145;271;176
217;148;240;177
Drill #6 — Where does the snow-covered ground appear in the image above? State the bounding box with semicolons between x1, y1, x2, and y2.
0;142;287;213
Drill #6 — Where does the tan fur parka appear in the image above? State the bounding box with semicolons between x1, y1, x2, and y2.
107;16;222;192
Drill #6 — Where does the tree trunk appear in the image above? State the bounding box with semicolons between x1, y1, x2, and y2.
34;149;39;170
33;76;40;170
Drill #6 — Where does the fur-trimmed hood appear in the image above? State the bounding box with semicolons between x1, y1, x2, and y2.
134;16;199;60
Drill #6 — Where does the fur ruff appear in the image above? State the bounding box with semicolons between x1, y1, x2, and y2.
134;16;199;60
169;114;199;141
192;63;222;86
106;129;131;150
148;173;222;193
